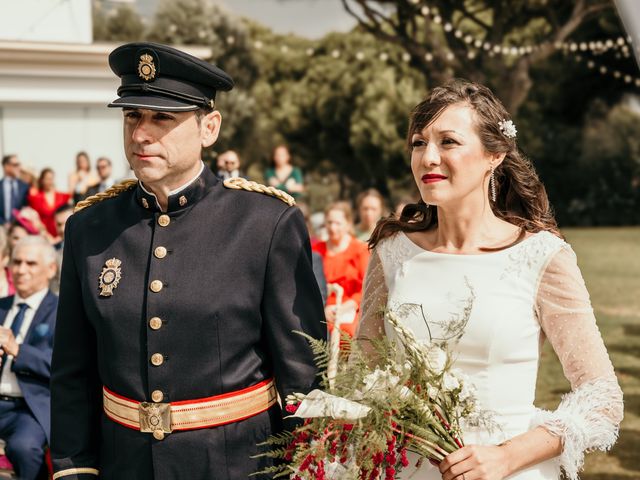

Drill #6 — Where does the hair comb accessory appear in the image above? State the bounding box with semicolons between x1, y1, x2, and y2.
498;119;517;139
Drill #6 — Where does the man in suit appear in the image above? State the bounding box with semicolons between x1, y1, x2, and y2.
0;235;57;479
0;155;29;225
50;42;325;480
84;157;114;197
216;150;246;180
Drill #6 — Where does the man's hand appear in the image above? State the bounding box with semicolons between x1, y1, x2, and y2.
0;327;20;357
324;305;337;323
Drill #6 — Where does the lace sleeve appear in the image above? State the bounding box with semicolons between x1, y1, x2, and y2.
355;248;388;355
532;245;624;480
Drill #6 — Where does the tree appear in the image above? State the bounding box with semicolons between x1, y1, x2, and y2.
339;0;626;113
250;29;424;198
573;100;640;224
93;3;145;42
146;0;261;156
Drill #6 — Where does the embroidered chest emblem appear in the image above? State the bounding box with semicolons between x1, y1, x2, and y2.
138;53;156;81
99;258;122;297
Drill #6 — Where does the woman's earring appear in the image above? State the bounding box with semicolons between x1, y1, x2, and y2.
490;166;497;202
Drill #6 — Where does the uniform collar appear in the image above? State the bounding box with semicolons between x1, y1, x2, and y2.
136;163;218;213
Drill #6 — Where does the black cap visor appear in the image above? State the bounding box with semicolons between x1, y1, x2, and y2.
108;95;199;112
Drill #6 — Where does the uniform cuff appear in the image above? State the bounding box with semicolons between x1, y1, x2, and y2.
52;467;99;479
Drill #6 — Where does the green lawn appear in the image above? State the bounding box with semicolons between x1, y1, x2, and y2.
535;228;640;479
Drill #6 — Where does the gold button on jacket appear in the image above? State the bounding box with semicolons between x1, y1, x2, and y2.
158;214;170;227
151;390;164;402
150;353;164;366
149;317;162;330
154;246;167;259
149;280;163;292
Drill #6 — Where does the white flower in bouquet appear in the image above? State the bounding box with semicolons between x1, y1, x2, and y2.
422;343;448;373
442;372;460;391
458;376;476;402
427;385;440;400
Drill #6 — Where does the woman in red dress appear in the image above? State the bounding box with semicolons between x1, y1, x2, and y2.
28;168;71;240
313;201;370;338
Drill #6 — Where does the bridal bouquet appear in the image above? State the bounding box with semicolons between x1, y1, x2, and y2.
255;307;494;480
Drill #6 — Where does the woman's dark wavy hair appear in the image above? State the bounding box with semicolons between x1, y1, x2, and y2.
370;79;560;249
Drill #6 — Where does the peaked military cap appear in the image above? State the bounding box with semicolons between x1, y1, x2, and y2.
108;42;234;112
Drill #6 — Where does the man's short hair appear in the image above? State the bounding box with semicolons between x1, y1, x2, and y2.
194;107;214;126
96;157;112;167
2;154;17;166
12;235;57;265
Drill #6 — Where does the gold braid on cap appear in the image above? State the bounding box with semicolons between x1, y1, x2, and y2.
74;180;138;213
223;178;295;206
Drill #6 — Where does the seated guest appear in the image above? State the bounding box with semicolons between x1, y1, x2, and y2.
0;235;57;480
27;169;71;240
85;157;114;196
68;152;99;204
53;205;73;251
265;145;305;199
50;205;73;295
0;155;29;226
0;230;13;298
216;150;245;180
7;222;29;256
297;202;328;304
354;188;386;242
312;202;369;338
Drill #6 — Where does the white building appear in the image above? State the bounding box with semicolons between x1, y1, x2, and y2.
0;40;130;184
0;0;209;187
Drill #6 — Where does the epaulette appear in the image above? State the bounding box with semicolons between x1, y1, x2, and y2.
223;177;295;206
74;179;138;213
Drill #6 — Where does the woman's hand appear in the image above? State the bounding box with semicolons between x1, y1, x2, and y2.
439;445;511;480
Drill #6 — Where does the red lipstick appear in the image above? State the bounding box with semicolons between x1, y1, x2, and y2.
421;173;447;184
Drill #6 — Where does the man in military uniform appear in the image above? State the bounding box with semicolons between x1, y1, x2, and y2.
50;42;325;480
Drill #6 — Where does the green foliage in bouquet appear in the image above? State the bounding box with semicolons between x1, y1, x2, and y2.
254;305;494;480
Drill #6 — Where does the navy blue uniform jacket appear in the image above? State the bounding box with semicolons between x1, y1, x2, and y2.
50;168;325;479
0;291;57;441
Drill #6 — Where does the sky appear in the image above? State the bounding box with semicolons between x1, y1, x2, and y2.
135;0;357;39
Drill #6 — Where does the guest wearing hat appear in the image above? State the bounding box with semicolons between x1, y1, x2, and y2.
49;42;324;480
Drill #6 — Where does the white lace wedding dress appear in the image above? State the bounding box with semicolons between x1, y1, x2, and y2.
358;230;623;480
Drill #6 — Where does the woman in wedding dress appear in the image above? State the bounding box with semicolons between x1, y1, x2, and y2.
357;80;623;480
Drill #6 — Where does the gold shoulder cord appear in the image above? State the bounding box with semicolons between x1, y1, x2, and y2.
223;178;295;207
74;179;138;213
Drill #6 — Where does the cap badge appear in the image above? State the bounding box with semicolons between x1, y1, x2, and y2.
99;258;123;297
138;53;156;81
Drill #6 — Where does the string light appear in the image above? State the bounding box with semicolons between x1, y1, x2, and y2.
571;51;640;86
236;0;638;89
411;0;633;59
